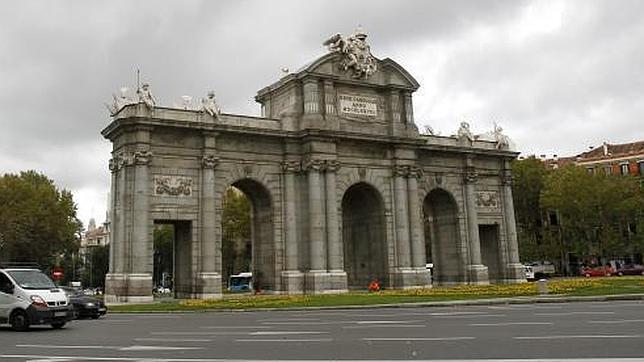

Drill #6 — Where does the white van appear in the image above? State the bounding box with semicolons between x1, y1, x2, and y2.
0;268;73;331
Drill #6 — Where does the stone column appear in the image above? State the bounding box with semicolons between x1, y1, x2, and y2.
389;90;401;123
463;159;489;284
501;163;525;282
303;79;321;115
403;92;414;124
129;150;154;299
197;153;222;298
105;155;128;304
407;167;426;260
281;160;304;293
393;165;411;269
325;160;348;292
323;80;336;117
306;159;326;271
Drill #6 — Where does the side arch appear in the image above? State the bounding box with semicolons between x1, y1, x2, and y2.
423;187;465;284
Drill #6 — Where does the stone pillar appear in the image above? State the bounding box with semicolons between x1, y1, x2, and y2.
325;160;348;292
408;167;430;287
501;163;525;282
463;158;489;284
307;159;326;271
323;80;336;117
403;92;414;124
281;160;304;293
393;166;411;269
107;156;119;274
128;150;153;299
105;155;127;304
196;152;222;298
303;80;319;114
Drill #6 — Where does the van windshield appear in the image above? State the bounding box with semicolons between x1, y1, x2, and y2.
7;270;56;290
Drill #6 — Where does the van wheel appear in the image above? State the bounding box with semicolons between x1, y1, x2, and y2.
51;321;66;329
10;310;29;331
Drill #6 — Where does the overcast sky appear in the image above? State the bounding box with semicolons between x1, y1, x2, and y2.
1;0;643;228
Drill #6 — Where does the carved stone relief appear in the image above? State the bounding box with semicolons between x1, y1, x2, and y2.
476;191;500;212
154;175;193;197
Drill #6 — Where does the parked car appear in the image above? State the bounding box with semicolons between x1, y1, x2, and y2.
615;264;644;276
0;267;73;330
580;265;614;277
523;265;535;280
60;287;107;319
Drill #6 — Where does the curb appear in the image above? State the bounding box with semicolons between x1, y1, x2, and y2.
109;293;644;314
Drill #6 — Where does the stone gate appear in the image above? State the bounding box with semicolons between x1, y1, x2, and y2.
103;30;525;303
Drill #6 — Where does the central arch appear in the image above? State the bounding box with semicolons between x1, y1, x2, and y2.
423;189;463;285
341;182;388;289
223;178;275;292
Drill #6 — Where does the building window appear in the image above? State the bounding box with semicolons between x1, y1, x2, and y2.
620;163;629;175
639;162;644;176
604;166;612;175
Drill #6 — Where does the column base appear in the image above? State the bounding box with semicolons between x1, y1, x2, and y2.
304;270;348;295
391;268;431;289
281;270;304;294
502;263;528;284
467;264;490;285
193;272;223;299
104;273;153;305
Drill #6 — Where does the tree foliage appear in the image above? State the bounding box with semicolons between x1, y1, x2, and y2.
0;171;82;272
221;187;251;280
513;159;644;273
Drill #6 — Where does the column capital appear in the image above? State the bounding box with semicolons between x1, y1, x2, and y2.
325;160;341;172
282;160;302;173
464;166;478;184
408;166;423;179
133;150;152;166
393;165;410;177
303;158;325;172
201;154;219;169
500;170;513;186
108;155;123;173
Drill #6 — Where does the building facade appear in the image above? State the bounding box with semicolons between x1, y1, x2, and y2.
102;32;525;303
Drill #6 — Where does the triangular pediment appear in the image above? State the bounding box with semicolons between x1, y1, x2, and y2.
297;53;419;91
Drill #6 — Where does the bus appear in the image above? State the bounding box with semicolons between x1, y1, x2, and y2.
227;272;253;292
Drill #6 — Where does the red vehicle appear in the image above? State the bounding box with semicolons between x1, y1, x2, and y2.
615;265;644;276
580;266;614;277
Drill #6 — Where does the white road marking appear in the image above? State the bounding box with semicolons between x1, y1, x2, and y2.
261;321;342;325
433;314;507;318
536;311;616;316
249;331;327;335
429;311;487;316
514;334;642;340
200;325;271;329
356;319;422;324
588;319;644;324
470;322;554;326
363;337;476;342
343;324;427;329
234;338;332;342
4;356;644;362
256;318;320;322
134;338;213;342
120;345;202;351
16;344;202;351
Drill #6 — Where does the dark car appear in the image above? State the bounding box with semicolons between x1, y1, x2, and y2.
60;287;107;319
615;264;644;276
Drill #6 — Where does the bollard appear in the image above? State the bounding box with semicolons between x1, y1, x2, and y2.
537;278;548;295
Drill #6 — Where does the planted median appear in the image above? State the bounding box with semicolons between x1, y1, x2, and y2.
109;276;644;312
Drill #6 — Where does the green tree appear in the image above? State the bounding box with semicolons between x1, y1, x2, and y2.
541;165;644;267
512;157;550;262
82;245;109;288
153;224;174;288
0;171;82;273
221;187;251;282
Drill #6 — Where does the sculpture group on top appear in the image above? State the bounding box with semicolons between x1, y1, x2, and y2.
106;82;221;118
323;27;378;79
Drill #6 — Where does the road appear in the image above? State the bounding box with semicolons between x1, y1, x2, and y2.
1;300;643;361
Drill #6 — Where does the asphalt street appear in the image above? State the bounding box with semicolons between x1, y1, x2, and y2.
1;300;643;361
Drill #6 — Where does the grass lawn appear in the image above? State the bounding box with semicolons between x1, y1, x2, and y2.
109;276;644;312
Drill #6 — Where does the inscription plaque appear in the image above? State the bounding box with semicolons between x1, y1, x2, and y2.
339;94;377;117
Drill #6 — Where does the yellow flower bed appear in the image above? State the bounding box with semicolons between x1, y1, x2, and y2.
180;294;313;309
381;282;538;298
